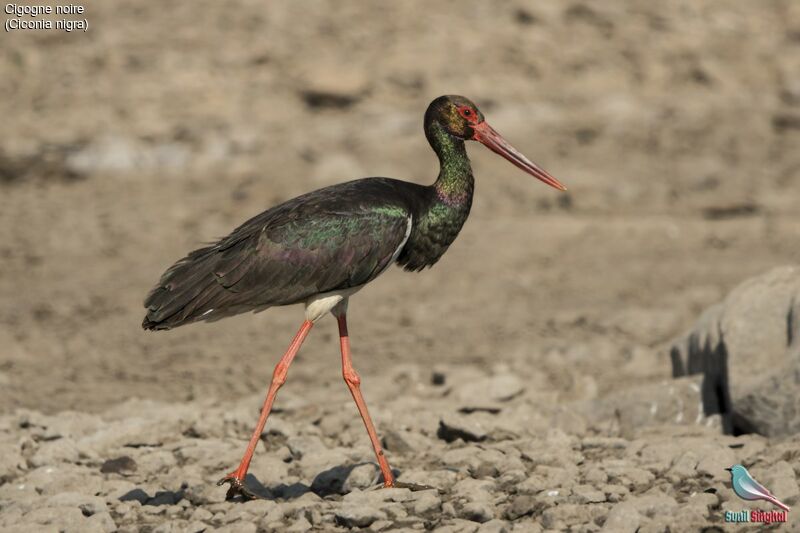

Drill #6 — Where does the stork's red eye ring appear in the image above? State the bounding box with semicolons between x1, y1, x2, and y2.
458;106;478;122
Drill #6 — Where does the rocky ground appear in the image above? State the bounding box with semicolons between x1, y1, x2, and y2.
2;0;800;531
2;363;798;532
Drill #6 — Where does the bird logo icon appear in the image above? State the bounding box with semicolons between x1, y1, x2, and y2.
726;465;791;512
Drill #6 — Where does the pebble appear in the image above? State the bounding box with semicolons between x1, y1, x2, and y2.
460;500;495;523
478;519;511;533
572;484;607;503
505;495;537;520
335;503;387;528
411;490;442;516
438;414;488;443
342;462;380;492
601;501;641;532
435;519;479;533
100;456;138;475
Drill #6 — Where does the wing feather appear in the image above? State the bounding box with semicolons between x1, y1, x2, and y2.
143;178;416;330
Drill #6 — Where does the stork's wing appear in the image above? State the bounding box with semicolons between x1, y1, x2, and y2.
214;207;411;302
143;182;413;330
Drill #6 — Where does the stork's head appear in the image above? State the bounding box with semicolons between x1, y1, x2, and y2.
425;95;567;191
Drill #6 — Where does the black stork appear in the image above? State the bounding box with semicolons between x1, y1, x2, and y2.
143;95;566;498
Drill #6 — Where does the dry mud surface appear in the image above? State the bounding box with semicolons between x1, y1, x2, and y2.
0;369;796;532
2;0;800;531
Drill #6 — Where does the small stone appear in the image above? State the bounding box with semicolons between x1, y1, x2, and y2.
505;495;537;520
536;487;571;506
147;491;182;506
86;512;117;533
761;460;800;502
23;506;86;529
311;464;351;496
438;414;488;443
472;462;499;479
287;516;313;532
682;492;717;521
442;445;484;472
0;443;24;483
190;507;213;522
605;465;654;491
572;484;606;504
460;501;495;523
100;456;137;475
45;492;108;516
601;501;641;532
183;482;227;505
370;519;393;531
452;478;496;500
30;439;81;467
516;475;547;495
343;463;380;493
581;437;628;450
335;503;387;528
478;519;511;533
601;484;629;503
136;450;176;472
486;374;525;402
410;490;441;516
215;523;256;533
629;492;678;517
240;499;277;520
435;519;479;533
696;446;736;480
668;451;698;480
185;522;210;533
541;503;602;530
584;468;608;485
119;488;150;505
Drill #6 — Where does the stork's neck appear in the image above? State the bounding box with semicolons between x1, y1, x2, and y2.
426;121;474;206
394;121;475;271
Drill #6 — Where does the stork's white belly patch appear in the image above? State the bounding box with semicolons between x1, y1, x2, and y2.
305;286;361;322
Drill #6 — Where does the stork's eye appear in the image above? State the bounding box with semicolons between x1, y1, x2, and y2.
458;106;475;120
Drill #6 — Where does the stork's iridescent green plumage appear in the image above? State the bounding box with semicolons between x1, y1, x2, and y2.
143;95;564;330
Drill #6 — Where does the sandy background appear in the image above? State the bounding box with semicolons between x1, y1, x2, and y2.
1;1;800;531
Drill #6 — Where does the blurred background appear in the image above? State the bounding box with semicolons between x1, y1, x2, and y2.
1;0;799;414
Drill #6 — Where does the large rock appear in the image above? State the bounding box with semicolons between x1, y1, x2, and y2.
585;375;719;437
670;266;800;435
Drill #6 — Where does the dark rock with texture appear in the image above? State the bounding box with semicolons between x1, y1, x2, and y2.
670;266;800;435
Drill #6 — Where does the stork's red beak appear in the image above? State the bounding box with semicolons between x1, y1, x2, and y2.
471;121;567;191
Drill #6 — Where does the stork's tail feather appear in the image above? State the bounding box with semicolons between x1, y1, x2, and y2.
142;315;168;331
142;247;222;330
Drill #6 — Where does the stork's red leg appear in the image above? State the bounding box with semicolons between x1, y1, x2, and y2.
336;313;395;487
218;320;314;499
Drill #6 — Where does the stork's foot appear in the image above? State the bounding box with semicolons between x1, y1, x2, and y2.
391;480;438;492
217;473;263;501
